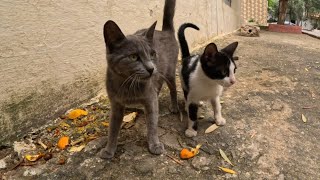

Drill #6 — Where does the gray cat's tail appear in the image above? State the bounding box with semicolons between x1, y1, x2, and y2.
162;0;176;31
178;23;199;58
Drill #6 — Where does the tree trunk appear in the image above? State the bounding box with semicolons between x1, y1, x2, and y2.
278;0;289;24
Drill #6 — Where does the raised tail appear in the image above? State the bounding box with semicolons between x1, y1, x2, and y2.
162;0;176;31
178;23;200;58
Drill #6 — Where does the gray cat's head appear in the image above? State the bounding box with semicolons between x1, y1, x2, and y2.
103;20;158;80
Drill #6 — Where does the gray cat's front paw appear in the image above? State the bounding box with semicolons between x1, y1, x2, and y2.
149;142;165;155
185;128;197;137
215;117;226;126
98;147;114;160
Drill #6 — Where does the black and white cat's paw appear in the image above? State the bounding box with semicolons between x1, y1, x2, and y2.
185;128;197;137
98;147;115;160
215;117;226;126
149;142;165;155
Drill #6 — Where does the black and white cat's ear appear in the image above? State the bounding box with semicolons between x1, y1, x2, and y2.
145;21;157;43
221;42;238;56
103;20;126;51
203;43;218;58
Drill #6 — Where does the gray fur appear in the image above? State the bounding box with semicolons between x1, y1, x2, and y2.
99;0;178;159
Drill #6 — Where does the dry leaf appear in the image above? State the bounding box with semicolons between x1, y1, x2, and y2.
205;124;219;134
180;144;201;159
218;166;236;174
123;112;138;123
38;140;48;150
220;101;224;104
301;114;307;123
305;68;308;72
25;154;44;162
68;109;88;119
69;144;86;152
219;149;234;166
57;136;69;150
101;122;109;127
71;137;85;146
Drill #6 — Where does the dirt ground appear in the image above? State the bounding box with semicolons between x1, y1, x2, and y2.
1;31;319;179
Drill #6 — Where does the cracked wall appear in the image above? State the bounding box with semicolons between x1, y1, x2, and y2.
0;0;240;143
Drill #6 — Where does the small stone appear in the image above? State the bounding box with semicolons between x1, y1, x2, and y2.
0;159;7;169
278;174;285;180
191;156;211;170
134;159;156;174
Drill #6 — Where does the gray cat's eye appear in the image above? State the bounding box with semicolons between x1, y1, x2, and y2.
129;54;138;61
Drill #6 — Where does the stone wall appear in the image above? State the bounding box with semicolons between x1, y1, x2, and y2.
0;0;240;143
241;0;268;25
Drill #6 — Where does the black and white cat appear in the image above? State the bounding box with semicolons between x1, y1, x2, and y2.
178;23;239;137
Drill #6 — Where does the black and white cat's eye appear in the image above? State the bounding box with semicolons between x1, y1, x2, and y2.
150;51;156;60
129;54;139;61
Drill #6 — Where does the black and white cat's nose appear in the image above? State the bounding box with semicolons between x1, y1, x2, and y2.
147;67;154;75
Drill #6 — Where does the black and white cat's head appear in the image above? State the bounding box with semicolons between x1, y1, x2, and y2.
103;20;158;80
200;42;239;87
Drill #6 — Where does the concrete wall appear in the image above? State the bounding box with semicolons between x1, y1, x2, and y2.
0;0;240;143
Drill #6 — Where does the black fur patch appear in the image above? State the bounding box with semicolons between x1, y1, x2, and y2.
188;103;198;130
181;55;198;92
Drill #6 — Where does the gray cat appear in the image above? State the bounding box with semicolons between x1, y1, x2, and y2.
99;0;178;159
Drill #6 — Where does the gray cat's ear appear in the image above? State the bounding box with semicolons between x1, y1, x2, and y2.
103;20;126;51
221;42;238;56
203;43;218;58
145;21;157;43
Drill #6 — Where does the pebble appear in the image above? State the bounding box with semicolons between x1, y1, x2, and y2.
134;159;156;174
191;156;211;170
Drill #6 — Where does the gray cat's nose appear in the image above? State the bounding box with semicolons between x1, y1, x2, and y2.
147;68;154;75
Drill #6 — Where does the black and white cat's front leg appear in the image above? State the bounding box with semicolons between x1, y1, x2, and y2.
185;100;199;137
99;101;124;159
144;92;165;155
210;96;226;126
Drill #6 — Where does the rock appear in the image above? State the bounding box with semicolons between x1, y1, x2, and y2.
191;156;211;170
239;25;260;37
160;133;180;150
0;159;7;169
133;159;156;174
84;136;107;154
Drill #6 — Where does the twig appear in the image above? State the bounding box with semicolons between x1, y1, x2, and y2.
9;159;24;171
166;154;184;166
302;106;314;109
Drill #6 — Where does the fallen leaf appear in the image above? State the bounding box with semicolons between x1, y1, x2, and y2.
301;114;307;123
57;156;66;165
71;137;85;146
123;112;138;123
57;136;69;150
25;154;44;162
205;124;219;134
38;140;48;150
69;144;86;152
75;121;89;127
218;166;236;174
305;68;308;72
67;109;88;119
220;101;224;104
219;149;234;166
180;144;201;159
101;121;109;127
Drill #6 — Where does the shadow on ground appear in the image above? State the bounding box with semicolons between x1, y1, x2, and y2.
1;31;319;179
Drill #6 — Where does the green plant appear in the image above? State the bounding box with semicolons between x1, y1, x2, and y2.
248;18;255;23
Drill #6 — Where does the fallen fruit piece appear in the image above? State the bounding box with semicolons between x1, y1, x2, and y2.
67;109;88;119
123;112;138;123
301;114;307;123
180;144;201;159
205;124;219;134
69;144;86;152
43;153;53;161
57;136;69;150
218;166;236;174
219;149;234;166
25;154;44;162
